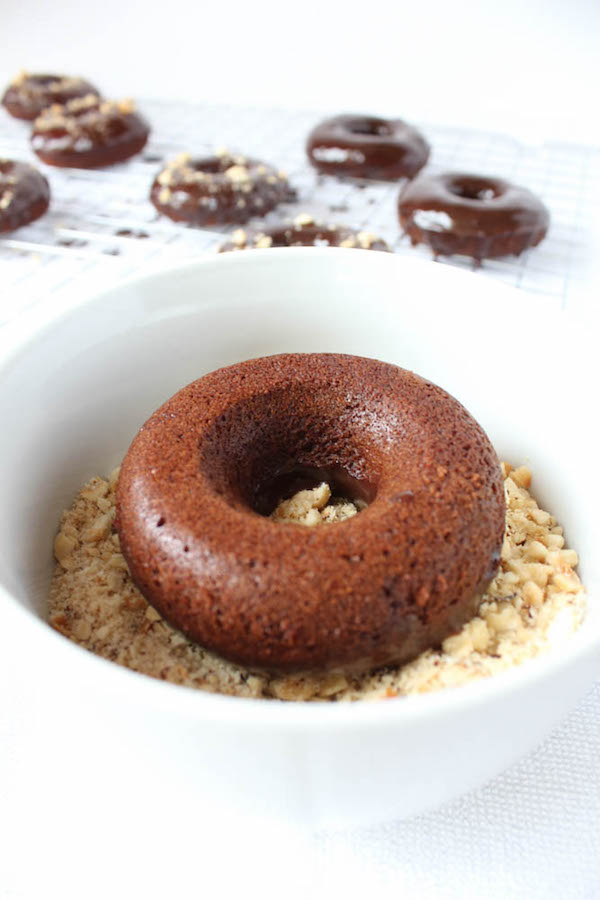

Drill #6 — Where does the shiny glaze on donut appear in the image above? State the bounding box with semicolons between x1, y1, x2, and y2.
306;114;430;181
116;354;505;675
0;159;50;232
150;152;295;226
31;95;149;169
2;72;100;120
398;172;550;260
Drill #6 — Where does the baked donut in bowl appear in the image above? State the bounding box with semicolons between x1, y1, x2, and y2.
116;353;505;674
306;113;429;181
398;172;550;261
0;247;596;830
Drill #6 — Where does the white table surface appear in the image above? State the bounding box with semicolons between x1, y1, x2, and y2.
1;4;599;896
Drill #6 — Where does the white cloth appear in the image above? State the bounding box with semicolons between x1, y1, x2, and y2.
2;679;598;899
310;680;600;898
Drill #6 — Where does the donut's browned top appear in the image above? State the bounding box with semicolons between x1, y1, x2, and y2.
116;354;505;674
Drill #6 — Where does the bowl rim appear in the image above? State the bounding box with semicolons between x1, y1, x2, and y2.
1;247;598;731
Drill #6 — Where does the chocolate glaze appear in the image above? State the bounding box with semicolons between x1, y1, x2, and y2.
306;114;430;181
219;216;390;252
116;353;506;675
0;159;50;233
1;73;100;121
31;96;150;169
398;172;550;261
150;152;295;226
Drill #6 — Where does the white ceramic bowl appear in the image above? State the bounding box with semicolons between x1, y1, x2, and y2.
0;248;598;830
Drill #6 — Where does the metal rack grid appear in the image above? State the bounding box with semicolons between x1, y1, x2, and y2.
1;100;598;325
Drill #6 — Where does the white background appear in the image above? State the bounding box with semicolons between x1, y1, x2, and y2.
1;0;599;144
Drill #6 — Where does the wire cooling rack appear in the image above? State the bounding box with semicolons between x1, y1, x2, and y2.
1;99;599;325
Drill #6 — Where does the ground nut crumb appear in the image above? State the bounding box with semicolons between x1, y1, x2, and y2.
253;233;273;249
54;531;77;566
80;477;108;501
357;231;377;249
271;676;322;701
82;511;113;542
467;617;490;652
231;228;247;246
224;164;250;184
270;482;360;526
47;464;586;702
294;212;314;227
522;580;544;607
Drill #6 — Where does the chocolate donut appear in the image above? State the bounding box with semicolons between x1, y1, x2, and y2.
150;151;295;226
31;95;150;168
2;71;100;121
219;213;390;252
398;172;550;261
306;114;429;181
0;159;50;233
116;354;505;675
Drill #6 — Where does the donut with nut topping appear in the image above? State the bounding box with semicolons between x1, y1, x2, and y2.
2;71;101;120
31;95;150;168
0;159;50;233
150;151;295;226
219;213;390;252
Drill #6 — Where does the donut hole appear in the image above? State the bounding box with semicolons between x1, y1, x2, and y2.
347;117;392;137
194;156;229;175
29;76;59;88
254;463;374;517
198;385;382;518
449;176;501;202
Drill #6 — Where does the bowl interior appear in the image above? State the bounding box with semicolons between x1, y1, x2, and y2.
0;249;598;659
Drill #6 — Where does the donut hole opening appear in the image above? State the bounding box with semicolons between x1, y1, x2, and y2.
347;117;392;137
194;157;231;175
449;176;501;202
27;75;60;89
198;385;382;520
255;463;373;519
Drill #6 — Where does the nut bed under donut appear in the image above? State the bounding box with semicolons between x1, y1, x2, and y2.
116;353;506;674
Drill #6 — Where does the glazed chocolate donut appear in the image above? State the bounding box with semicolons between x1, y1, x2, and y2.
150;151;295;226
398;172;550;261
31;95;150;168
219;213;390;252
0;159;50;233
306;114;429;181
116;354;505;675
2;71;100;120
